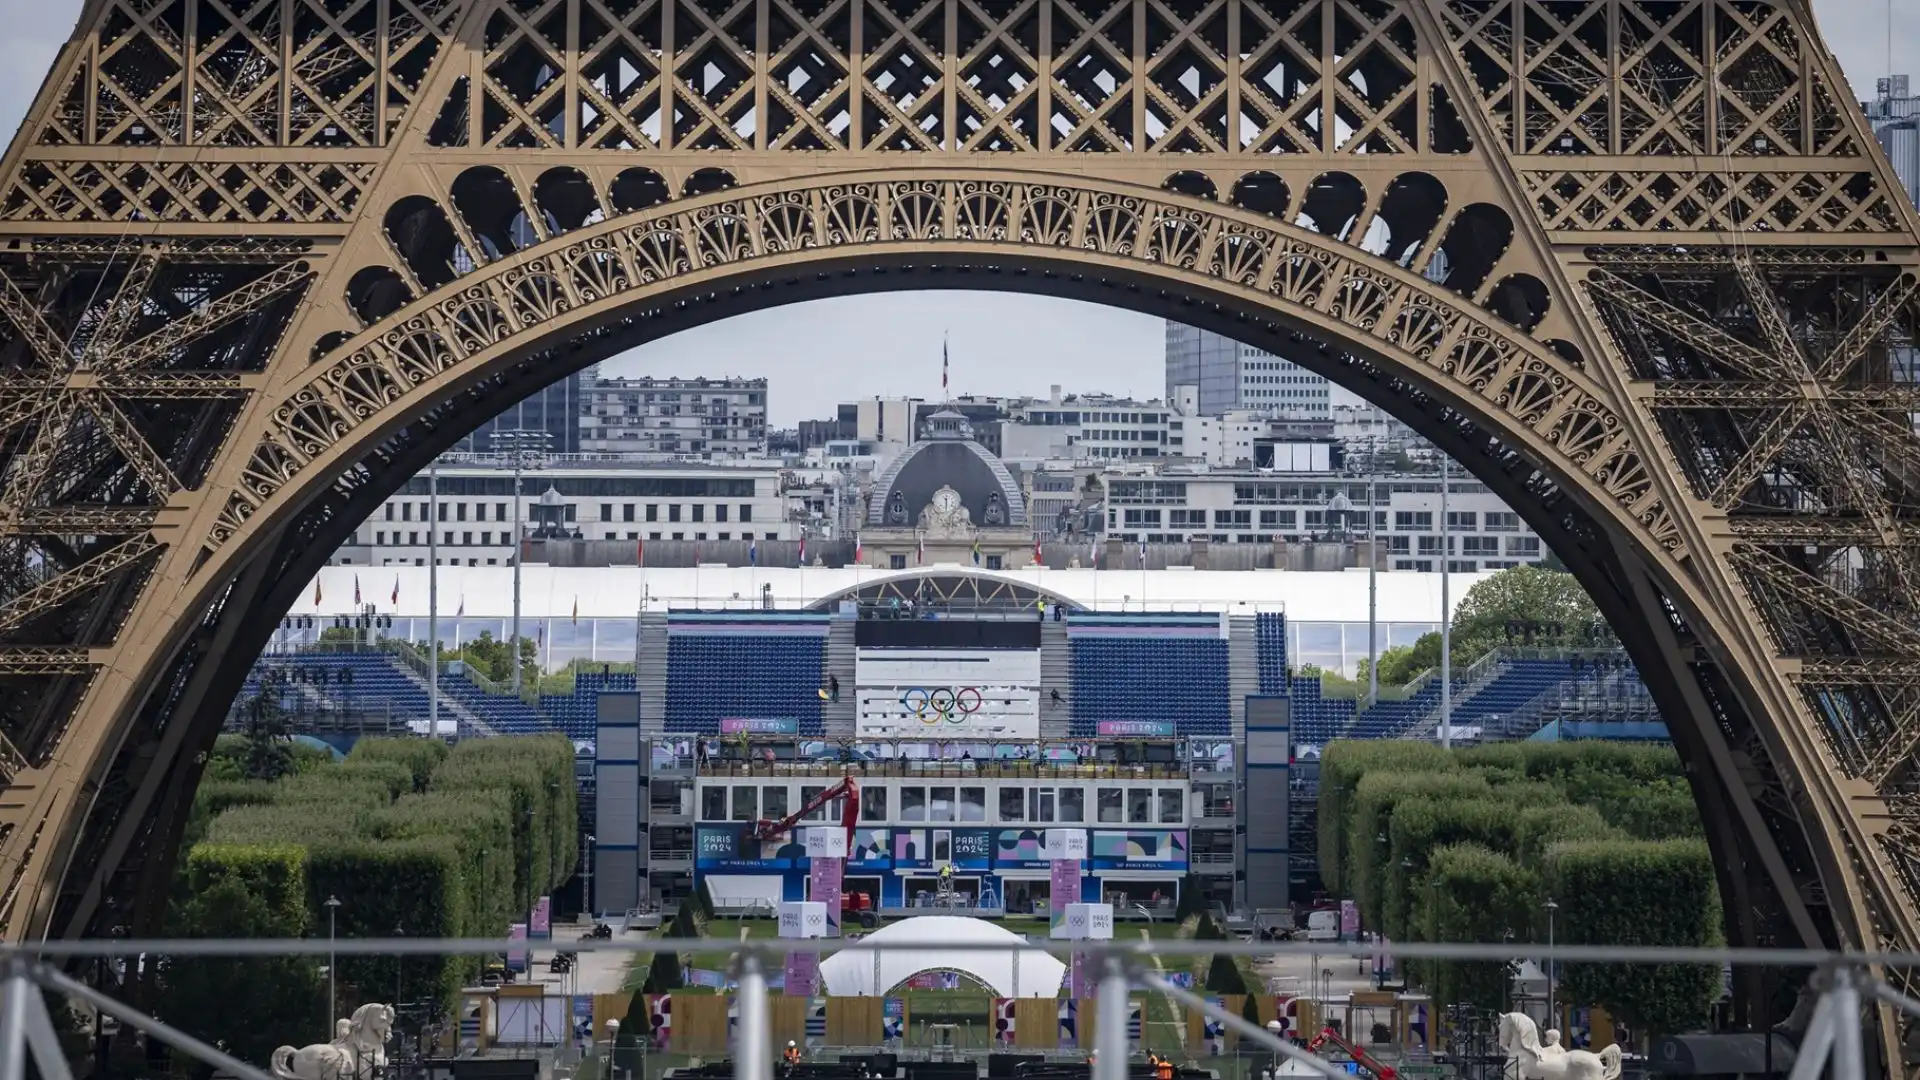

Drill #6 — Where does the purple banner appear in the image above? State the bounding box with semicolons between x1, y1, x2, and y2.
785;855;844;996
506;923;528;971
531;896;551;938
1053;860;1091;997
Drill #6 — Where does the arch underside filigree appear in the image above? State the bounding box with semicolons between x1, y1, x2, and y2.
221;172;1684;573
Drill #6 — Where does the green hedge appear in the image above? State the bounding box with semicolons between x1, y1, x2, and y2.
1383;798;1518;940
177;733;581;1023
1319;737;1717;1035
349;737;450;793
1318;741;1460;895
1415;843;1538;1009
1347;771;1490;927
1549;839;1722;1034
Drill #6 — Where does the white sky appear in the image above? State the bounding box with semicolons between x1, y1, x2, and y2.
0;0;1909;424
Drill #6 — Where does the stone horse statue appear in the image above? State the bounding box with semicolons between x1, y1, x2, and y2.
271;1003;393;1080
1497;1012;1622;1080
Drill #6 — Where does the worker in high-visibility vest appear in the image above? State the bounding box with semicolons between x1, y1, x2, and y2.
784;1041;802;1067
1157;1055;1175;1080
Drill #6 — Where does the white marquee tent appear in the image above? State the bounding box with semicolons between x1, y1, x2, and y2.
817;916;1067;998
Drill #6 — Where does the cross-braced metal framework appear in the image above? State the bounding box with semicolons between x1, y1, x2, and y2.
0;0;1917;1065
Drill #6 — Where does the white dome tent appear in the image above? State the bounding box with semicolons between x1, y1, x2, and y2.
817;916;1067;998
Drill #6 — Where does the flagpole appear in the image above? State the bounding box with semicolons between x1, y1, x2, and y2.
429;460;441;739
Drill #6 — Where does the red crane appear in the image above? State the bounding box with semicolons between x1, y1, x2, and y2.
743;775;860;846
1305;1027;1398;1080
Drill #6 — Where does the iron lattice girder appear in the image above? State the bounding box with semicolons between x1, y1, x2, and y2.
0;535;160;637
0;4;1917;1071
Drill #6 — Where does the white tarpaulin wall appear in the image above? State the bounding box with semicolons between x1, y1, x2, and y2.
818;916;1066;998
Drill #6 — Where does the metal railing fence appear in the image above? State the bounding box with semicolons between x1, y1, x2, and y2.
0;936;1907;1080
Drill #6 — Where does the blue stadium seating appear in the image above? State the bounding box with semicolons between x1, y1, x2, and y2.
1289;676;1357;746
1346;681;1444;739
1068;637;1230;736
439;670;548;734
1255;613;1288;695
664;634;825;734
1449;659;1575;728
543;670;638;739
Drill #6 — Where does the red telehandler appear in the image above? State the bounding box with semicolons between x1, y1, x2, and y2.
742;776;879;927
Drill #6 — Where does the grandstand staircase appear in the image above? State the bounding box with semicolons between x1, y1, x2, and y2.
1227;615;1259;740
390;658;494;736
636;614;669;732
823;619;857;736
1039;622;1072;739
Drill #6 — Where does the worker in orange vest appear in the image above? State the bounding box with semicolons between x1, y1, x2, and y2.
784;1041;802;1067
1157;1056;1175;1080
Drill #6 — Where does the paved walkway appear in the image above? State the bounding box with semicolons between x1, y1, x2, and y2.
521;918;639;997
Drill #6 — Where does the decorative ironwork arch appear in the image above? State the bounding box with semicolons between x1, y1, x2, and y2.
806;568;1085;614
1;2;1918;1067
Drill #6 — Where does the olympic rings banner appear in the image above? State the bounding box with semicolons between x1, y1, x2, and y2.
854;648;1042;738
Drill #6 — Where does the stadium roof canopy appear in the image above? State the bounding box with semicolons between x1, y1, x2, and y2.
297;563;1491;623
817;915;1066;997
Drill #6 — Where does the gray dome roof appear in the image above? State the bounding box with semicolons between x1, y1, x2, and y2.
867;413;1026;528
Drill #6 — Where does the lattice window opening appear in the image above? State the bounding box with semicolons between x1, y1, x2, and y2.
0;548;161;653
1735;555;1914;662
382;196;462;291
610;167;673;213
1162;171;1217;201
1230;171;1291;219
1294;171;1365;242
1428;203;1513;300
450;166;536;266
684;167;738;197
346;267;417;327
577;27;668;149
535;169;608;233
1486;273;1551;333
1362;171;1448;270
0;673;96;775
93;1;188;146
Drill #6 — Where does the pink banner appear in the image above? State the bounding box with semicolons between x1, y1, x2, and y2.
531;896;551;937
1053;860;1091;996
785;856;844;996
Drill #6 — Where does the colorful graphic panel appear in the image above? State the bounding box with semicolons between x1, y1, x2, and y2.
1090;830;1189;871
694;826;806;870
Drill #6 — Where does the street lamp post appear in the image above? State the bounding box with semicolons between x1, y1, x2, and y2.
1545;897;1559;1026
324;895;342;1037
584;834;597;919
510;443;524;694
429;461;440;738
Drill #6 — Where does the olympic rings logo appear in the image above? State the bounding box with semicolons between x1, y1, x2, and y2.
900;687;984;724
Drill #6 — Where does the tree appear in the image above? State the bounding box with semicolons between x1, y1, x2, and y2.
1449;566;1609;665
241;691;294;782
160;877;323;1067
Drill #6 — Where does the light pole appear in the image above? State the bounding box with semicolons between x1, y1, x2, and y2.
584;833;597;919
429;460;440;737
324;895;342;1036
1544;897;1559;1026
510;442;524;694
1439;456;1452;749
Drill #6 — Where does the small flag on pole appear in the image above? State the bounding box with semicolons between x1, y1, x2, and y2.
637;538;645;567
854;534;863;564
353;574;362;605
798;535;807;565
917;532;926;565
314;578;323;605
1033;536;1043;566
571;596;578;625
456;595;465;618
1139;537;1148;567
391;578;400;606
749;538;759;566
971;538;981;566
1087;534;1098;568
942;336;949;396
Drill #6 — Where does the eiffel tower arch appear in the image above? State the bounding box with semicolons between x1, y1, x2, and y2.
0;0;1917;1047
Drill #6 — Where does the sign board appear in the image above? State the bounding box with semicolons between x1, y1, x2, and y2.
506;923;528;971
1096;720;1177;737
530;896;551;938
1044;829;1089;861
778;901;830;939
854;648;1042;739
805;827;850;859
1053;902;1114;941
719;717;798;735
1340;899;1360;936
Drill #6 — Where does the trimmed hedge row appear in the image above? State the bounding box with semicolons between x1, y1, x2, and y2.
1317;739;1717;1035
178;734;580;1013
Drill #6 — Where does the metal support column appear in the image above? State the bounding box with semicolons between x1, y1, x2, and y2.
736;954;770;1080
1095;953;1130;1080
1439;457;1452;749
429;461;440;737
